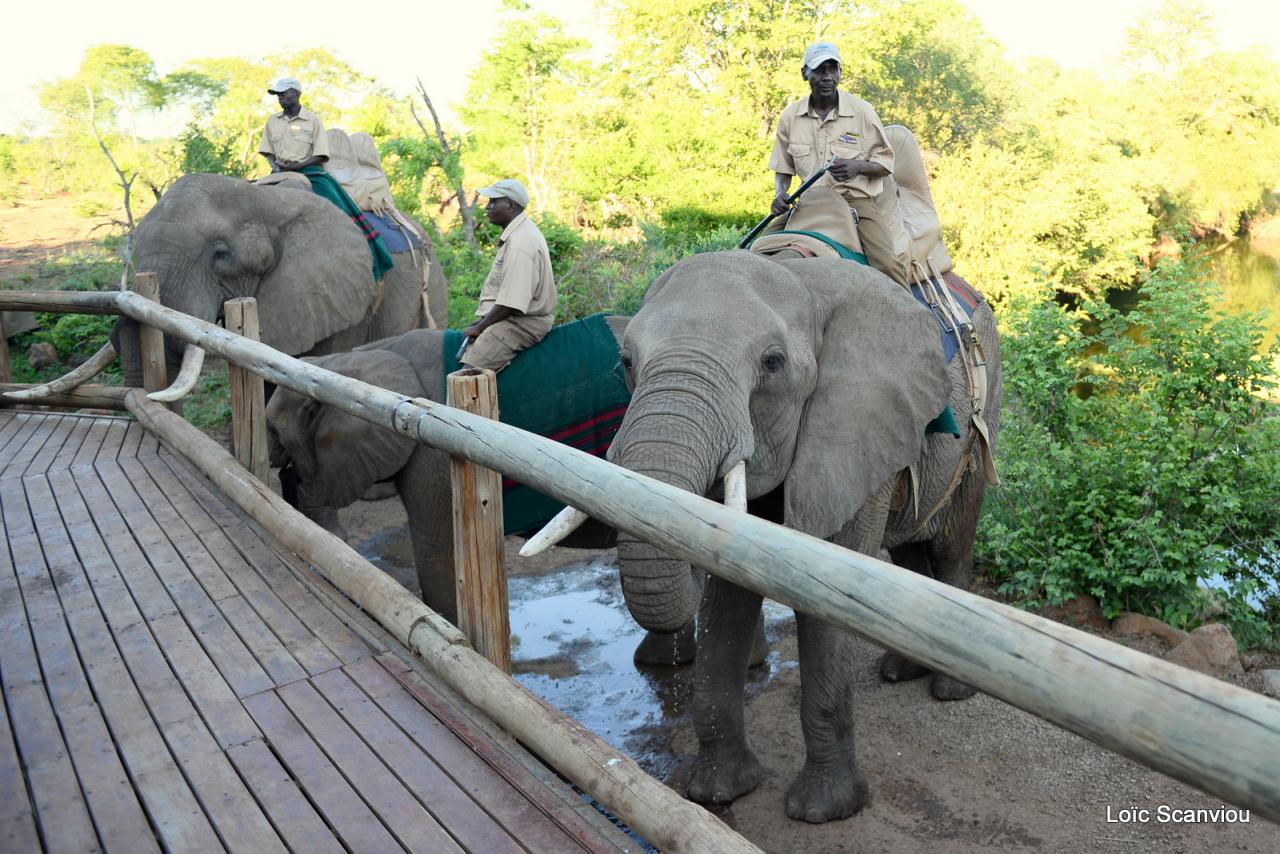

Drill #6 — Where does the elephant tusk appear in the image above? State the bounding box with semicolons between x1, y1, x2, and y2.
519;505;590;557
723;461;747;513
147;344;205;402
2;342;118;401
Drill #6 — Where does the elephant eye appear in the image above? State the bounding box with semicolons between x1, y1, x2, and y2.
762;352;786;374
620;352;633;371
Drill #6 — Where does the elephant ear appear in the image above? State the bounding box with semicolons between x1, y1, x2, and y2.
299;348;423;507
782;259;952;539
253;187;377;355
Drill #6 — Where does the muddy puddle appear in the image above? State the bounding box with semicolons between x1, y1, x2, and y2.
506;556;796;779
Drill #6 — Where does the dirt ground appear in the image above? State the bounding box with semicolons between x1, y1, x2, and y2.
335;495;1280;854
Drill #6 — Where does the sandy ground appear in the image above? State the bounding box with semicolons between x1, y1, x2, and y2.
335;494;1280;854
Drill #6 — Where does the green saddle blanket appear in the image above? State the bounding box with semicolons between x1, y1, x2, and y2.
443;314;630;536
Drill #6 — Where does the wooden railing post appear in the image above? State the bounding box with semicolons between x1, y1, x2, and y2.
0;312;10;384
131;273;168;393
223;298;269;483
447;367;511;673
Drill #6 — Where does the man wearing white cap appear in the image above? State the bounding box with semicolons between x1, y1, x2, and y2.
461;179;557;372
768;42;911;285
259;76;330;173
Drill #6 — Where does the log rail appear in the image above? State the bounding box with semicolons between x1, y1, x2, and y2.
2;287;1279;833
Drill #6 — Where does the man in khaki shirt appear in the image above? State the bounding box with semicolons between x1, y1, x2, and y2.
258;76;330;173
769;43;911;285
461;179;557;372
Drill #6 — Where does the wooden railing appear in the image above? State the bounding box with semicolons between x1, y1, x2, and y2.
3;285;1280;834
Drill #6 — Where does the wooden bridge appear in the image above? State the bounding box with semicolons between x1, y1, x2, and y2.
0;409;635;852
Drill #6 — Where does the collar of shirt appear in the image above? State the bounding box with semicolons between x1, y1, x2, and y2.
497;212;528;245
274;106;316;122
800;90;857;120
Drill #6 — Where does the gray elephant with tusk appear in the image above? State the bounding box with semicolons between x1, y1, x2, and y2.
98;172;447;398
591;249;1001;823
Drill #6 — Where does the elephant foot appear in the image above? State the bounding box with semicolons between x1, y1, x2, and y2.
748;619;769;668
878;650;932;683
686;745;762;805
930;673;976;702
304;505;349;541
785;759;869;823
633;624;697;666
361;481;399;501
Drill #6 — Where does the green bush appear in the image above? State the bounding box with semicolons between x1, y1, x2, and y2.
981;254;1280;648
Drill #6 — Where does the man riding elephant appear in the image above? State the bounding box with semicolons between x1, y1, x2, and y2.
769;42;912;285
258;76;394;282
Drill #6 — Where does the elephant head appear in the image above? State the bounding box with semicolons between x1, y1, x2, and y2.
114;173;415;389
266;345;427;508
607;250;950;633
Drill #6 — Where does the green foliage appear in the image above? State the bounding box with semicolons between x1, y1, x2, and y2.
176;125;253;178
183;362;233;431
981;255;1280;647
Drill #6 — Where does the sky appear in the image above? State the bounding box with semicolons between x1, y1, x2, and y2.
3;0;1279;134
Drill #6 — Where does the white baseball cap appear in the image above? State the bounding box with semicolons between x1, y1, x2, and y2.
802;42;841;70
267;76;302;94
478;178;530;209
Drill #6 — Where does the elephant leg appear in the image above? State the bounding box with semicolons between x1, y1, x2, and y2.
686;574;764;805
634;567;770;668
280;464;348;540
921;473;988;702
878;542;933;684
786;612;867;823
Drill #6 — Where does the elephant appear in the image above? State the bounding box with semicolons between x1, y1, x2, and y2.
112;172;447;393
594;249;1001;822
263;322;631;626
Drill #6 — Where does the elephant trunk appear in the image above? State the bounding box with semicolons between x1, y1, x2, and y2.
608;380;746;633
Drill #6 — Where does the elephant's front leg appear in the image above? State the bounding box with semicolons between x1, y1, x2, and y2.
786;614;866;822
686;574;763;804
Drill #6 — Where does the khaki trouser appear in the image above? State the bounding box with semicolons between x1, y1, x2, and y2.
461;313;555;373
848;185;912;287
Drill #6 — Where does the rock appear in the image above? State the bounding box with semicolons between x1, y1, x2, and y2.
1042;595;1109;632
1262;670;1280;699
1164;623;1244;678
1112;612;1189;647
26;342;60;371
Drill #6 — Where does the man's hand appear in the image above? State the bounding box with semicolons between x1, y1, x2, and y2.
462;322;483;339
827;157;861;181
771;192;791;216
276;159;299;172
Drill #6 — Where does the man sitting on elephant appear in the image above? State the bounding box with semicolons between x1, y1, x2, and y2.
461;179;557;372
259;76;329;174
258;76;395;281
770;42;911;285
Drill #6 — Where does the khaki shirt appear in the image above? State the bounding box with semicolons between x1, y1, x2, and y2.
768;91;894;201
258;107;329;163
476;213;557;318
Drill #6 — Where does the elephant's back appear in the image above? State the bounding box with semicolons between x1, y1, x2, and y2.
360;328;449;402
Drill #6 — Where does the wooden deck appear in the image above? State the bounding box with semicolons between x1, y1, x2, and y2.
0;410;632;853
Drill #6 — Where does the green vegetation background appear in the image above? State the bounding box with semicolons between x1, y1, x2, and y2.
2;0;1278;644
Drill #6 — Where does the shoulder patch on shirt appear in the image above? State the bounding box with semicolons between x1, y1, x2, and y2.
837;133;860;144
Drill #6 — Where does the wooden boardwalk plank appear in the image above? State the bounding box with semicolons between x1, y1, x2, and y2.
1;414;53;479
312;668;524;854
5;682;99;852
244;690;405;853
350;657;599;853
226;739;344;854
0;411;37;456
0;686;39;853
157;450;376;665
277;679;464;853
162;715;286;854
149;613;260;749
69;418;114;470
49;416;96;473
58;702;161;854
22;414;80;479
